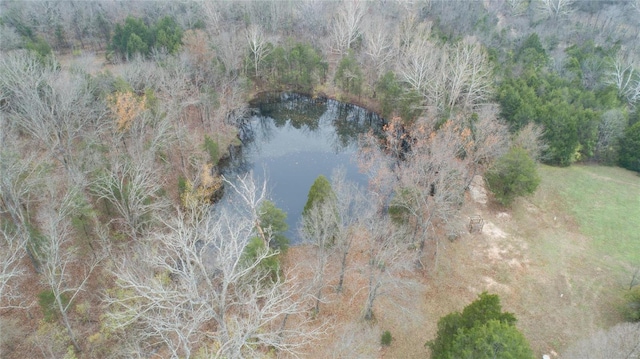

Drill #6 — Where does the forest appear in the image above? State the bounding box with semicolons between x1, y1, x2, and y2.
1;0;640;358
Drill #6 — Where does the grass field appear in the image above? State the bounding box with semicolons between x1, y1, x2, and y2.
538;165;640;265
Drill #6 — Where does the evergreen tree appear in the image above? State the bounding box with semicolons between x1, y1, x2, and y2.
258;200;289;252
153;16;183;54
619;122;640;172
486;147;540;206
335;51;363;95
303;175;335;216
427;292;533;359
449;320;535;359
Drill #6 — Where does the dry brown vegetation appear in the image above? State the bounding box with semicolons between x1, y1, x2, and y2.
281;168;635;358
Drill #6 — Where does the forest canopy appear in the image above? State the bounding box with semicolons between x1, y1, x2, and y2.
1;0;639;358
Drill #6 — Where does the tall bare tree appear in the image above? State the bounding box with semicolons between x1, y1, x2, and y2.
0;51;108;173
91;156;168;240
537;0;576;19
363;17;395;74
506;0;529;16
331;170;369;294
399;38;493;114
37;186;101;354
361;216;413;321
451;40;493;112
105;175;322;358
393;121;469;268
0;134;46;272
464;109;511;185
330;0;365;54
513;122;548;162
245;24;272;78
595;109;627;163
607;52;640;107
214;27;245;77
0;225;26;310
301;197;339;315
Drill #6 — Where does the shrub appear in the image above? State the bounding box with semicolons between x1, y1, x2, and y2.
619;122;640;173
303;175;335;216
486;147;540;206
258;200;289;252
381;330;393;346
335;51;363;96
203;135;220;166
38;290;68;323
622;286;640;322
25;35;52;63
177;176;187;195
243;237;280;276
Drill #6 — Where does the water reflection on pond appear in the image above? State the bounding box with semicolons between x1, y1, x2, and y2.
222;93;384;243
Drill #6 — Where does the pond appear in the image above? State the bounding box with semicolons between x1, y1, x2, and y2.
221;93;385;243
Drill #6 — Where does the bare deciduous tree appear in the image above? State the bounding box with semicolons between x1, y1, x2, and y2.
0;134;46;272
215;27;245;77
361;217;413;321
452;41;494;111
465;108;511;184
385;120;469;268
399;38;442;103
363;18;395;74
331;170;369;294
301;197;338;315
92;156;168;240
330;0;365;54
245;24;272;78
182;29;216;88
399;38;493;114
201;1;223;35
105;175;322;358
607;52;639;106
506;0;529;16
595;109;627;163
0;51;108;173
537;0;575;19
513;122;548;162
0;226;27;309
37;186;101;354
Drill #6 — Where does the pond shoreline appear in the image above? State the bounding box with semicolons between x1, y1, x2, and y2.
248;89;386;122
218;92;385;243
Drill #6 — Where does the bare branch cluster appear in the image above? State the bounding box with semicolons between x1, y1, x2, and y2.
537;0;576;19
331;1;366;55
607;52;640;107
399;38;493;114
104;175;323;358
37;185;103;353
0;51;108;171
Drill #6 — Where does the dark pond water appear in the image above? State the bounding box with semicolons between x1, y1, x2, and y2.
222;93;384;243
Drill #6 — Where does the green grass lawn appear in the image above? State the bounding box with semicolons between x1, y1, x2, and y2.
538;165;640;265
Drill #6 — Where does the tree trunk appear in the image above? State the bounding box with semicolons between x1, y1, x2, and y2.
56;294;81;353
336;250;348;293
364;288;377;321
364;271;379;321
314;287;322;315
